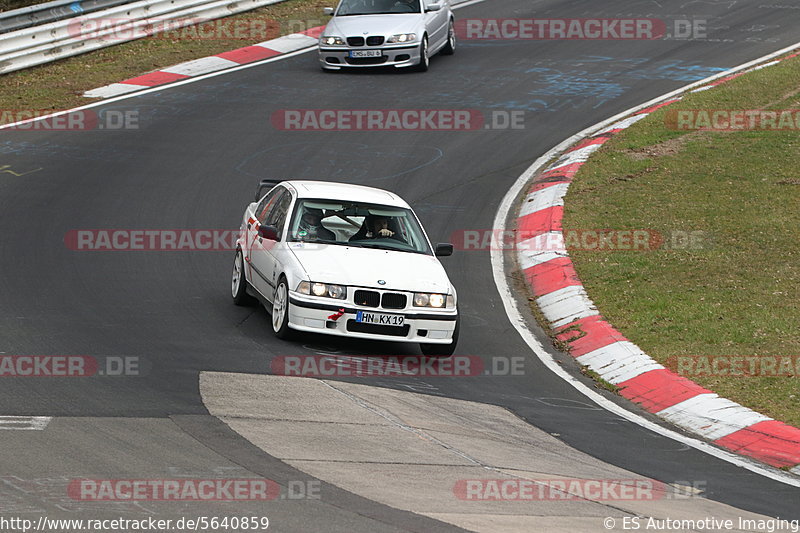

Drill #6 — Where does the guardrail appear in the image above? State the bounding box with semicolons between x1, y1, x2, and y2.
1;0;134;34
0;0;285;74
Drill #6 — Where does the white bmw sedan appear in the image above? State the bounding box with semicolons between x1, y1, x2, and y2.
318;0;455;71
232;180;459;356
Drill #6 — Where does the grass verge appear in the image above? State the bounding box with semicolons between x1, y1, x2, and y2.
3;0;53;10
563;55;800;427
0;0;328;118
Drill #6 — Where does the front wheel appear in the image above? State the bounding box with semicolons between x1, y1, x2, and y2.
420;316;459;357
271;276;292;339
441;20;455;55
415;36;429;72
231;249;254;306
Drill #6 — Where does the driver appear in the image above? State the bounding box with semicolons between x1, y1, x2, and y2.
392;0;419;11
369;216;395;238
297;208;336;241
349;215;404;242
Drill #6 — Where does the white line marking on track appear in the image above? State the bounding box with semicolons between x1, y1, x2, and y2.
0;416;51;430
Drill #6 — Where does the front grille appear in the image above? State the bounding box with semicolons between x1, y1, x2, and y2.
347;320;410;337
354;290;380;307
381;292;407;309
366;36;384;46
347;36;365;46
345;56;387;65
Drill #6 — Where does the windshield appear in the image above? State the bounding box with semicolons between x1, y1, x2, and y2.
336;0;421;16
288;199;432;255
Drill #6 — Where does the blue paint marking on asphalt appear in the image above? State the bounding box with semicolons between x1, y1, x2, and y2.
69;2;84;13
423;56;726;112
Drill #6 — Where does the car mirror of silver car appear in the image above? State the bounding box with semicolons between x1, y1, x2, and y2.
425;3;442;11
323;7;334;15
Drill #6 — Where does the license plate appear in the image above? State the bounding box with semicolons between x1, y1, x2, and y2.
356;311;404;327
350;49;382;58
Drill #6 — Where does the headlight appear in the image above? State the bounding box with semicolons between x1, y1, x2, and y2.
413;292;449;308
320;35;346;46
297;281;347;300
387;33;416;43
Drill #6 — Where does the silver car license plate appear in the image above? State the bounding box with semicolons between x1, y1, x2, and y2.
350;50;382;58
356;310;404;327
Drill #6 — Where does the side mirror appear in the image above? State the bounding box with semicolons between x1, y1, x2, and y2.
258;224;280;241
435;243;453;256
425;3;441;11
323;7;334;15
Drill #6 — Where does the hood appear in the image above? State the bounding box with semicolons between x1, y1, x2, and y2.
325;14;422;39
289;243;452;293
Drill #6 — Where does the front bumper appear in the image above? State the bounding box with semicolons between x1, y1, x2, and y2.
287;293;457;343
318;44;420;69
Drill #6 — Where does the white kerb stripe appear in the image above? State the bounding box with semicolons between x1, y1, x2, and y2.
536;285;598;328
690;86;714;93
83;83;149;98
517;232;567;270
596;113;648;134
546;143;603;171
750;60;781;71
656;394;772;441
519;183;570;218
258;33;318;53
576;341;664;385
162;56;240;77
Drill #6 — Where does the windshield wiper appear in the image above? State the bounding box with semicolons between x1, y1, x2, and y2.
338;11;398;15
352;242;428;254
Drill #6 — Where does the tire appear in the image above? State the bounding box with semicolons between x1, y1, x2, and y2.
271;276;293;339
441;20;455;55
415;36;430;72
231;249;254;306
420;316;459;357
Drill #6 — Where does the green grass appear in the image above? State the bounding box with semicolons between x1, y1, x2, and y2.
563;55;800;427
0;0;329;117
2;0;52;10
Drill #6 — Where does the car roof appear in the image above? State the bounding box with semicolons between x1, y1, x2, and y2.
283;180;411;209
